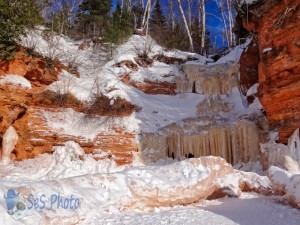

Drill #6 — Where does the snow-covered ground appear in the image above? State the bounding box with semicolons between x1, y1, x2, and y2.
92;193;300;225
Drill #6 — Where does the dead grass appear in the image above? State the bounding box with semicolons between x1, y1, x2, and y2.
33;90;83;108
85;94;139;116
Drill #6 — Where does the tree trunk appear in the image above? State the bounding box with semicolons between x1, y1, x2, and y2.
187;0;192;29
145;0;153;36
142;0;151;28
198;0;206;56
215;0;229;47
177;0;194;52
168;0;175;30
227;0;236;47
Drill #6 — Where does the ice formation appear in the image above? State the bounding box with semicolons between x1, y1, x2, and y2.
140;62;260;165
1;126;18;165
180;63;239;95
261;129;300;172
141;120;260;164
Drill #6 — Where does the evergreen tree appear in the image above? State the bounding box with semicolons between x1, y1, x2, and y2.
165;23;189;51
104;4;132;44
151;0;166;27
0;0;42;59
150;0;166;45
78;0;112;38
190;18;211;55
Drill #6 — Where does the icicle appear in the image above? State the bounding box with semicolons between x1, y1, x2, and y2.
140;120;260;165
1;126;18;165
179;63;239;96
288;128;300;162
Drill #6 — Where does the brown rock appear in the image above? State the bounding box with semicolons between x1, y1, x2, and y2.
121;74;176;95
240;39;260;95
112;60;139;71
238;0;300;143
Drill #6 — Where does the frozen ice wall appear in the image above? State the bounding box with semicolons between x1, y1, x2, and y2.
140;120;260;164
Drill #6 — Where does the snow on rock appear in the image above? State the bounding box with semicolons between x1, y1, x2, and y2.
261;129;300;172
246;83;259;97
126;157;233;210
0;156;236;222
0;141;292;224
0;74;31;89
43;108;138;139
212;170;272;199
46;141;118;178
240;0;259;5
216;39;251;64
268;166;300;208
1;126;18;165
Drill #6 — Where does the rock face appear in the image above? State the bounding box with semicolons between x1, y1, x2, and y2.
0;48;137;165
0;47;62;86
238;0;300;143
239;39;260;95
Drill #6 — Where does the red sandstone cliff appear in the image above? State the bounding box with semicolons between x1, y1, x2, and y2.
0;47;136;165
238;0;300;143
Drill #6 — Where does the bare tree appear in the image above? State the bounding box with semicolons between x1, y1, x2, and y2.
168;0;175;31
176;0;194;52
227;0;236;46
215;0;236;48
198;0;206;56
142;0;151;29
187;0;193;29
47;0;83;35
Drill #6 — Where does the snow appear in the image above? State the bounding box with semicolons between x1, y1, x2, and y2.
260;129;300;172
263;47;273;53
240;0;259;5
0;142;299;224
19;29;260;140
20;30;213;136
246;83;259;97
0;74;31;89
268;166;300;207
90;193;300;225
216;39;251;64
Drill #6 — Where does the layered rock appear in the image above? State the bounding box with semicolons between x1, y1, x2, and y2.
238;0;300;143
0;46;63;86
0;49;137;165
121;74;176;95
